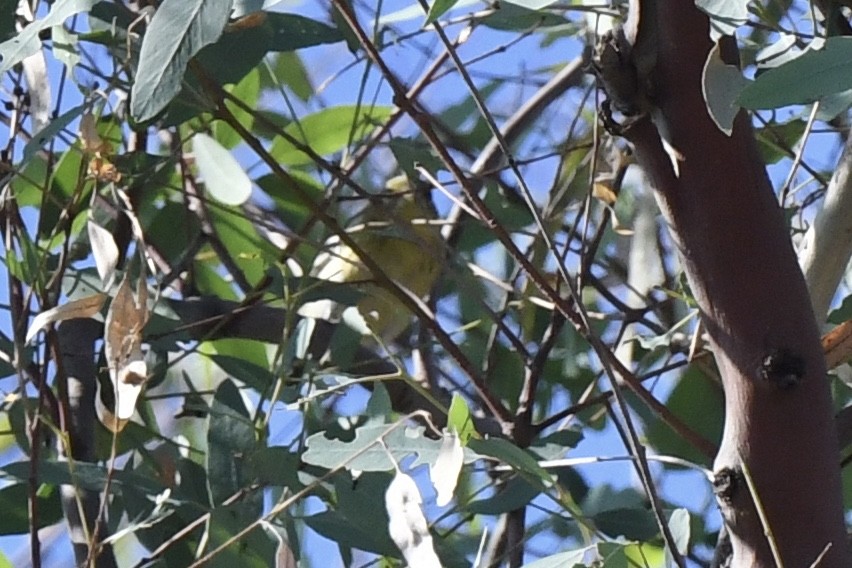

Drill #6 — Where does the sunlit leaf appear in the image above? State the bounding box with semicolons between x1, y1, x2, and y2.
447;393;477;445
193;133;252;205
270;105;394;166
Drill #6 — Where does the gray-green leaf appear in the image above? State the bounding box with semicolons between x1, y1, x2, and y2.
130;0;232;122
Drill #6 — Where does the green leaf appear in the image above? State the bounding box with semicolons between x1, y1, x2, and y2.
303;472;400;557
268;52;313;101
0;0;97;75
195;13;341;87
0;483;63;535
519;547;590;568
738;37;852;110
159;13;341;125
213;69;260;149
388;137;444;181
466;477;540;515
467;438;554;491
247;447;302;488
270;105;394;166
665;509;691;567
193;133;252;205
207;379;259;506
447;394;477;445
592;508;658;541
0;0;16;42
255;170;324;230
206;503;278;568
130;0;232;122
425;0;460;24
756;119;805;165
702;41;749;135
208;205;278;286
481;4;567;31
1;460;163;495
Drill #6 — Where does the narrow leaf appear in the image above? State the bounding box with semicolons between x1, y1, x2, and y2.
130;0;232;122
26;293;106;344
193;132;252;205
425;0;459;24
0;0;96;75
207;379;258;506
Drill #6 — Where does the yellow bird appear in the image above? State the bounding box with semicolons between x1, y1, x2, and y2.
298;175;443;344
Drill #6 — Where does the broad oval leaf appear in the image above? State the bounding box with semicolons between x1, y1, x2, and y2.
193;133;252;205
130;0;232;122
702;41;749;135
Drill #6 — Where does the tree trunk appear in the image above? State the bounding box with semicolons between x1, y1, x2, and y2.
609;2;849;566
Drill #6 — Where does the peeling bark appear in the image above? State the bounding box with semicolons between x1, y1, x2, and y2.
597;2;849;566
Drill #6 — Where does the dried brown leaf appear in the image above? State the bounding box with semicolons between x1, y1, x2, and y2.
104;272;149;424
25;293;107;344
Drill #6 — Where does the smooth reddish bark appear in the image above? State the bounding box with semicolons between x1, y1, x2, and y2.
623;3;849;566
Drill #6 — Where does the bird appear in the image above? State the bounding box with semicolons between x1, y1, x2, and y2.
298;175;443;345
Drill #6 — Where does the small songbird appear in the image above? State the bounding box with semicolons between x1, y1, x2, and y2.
298;175;443;344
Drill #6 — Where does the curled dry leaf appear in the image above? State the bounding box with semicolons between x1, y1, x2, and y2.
25;293;107;344
385;471;441;568
104;271;149;428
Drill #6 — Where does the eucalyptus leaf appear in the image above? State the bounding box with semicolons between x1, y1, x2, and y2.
130;0;232;122
739;37;852;110
193;133;253;206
